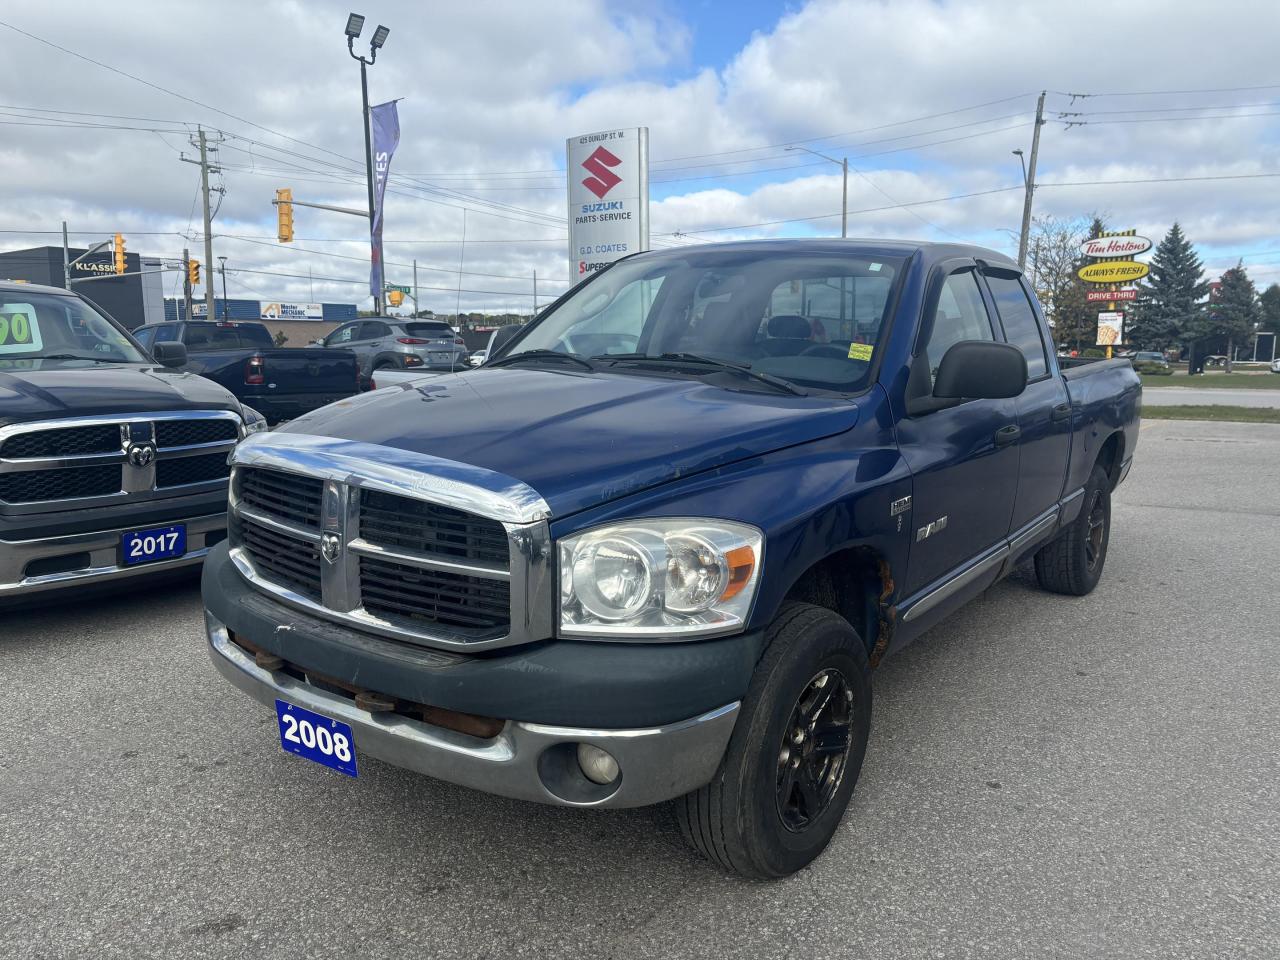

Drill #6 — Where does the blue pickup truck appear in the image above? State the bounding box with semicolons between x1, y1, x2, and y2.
131;320;358;424
202;240;1140;877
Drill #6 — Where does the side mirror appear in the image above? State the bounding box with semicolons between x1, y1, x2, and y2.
152;341;188;368
487;325;521;357
933;340;1027;400
309;338;325;347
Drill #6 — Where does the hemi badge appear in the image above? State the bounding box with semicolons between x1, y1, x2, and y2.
890;496;912;517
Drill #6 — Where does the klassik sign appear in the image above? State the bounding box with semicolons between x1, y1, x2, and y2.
566;128;649;279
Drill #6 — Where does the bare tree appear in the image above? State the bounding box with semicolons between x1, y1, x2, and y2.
1026;215;1098;351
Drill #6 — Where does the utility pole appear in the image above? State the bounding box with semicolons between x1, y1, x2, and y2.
219;256;229;320
179;126;220;320
412;259;419;316
183;247;193;320
532;271;538;314
840;157;848;239
62;221;71;288
1016;91;1047;271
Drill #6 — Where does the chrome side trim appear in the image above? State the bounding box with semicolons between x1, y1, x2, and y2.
1008;508;1060;557
1059;486;1086;525
231;432;550;524
901;545;1009;624
207;610;739;808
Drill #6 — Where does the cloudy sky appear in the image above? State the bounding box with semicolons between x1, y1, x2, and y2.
2;0;1279;314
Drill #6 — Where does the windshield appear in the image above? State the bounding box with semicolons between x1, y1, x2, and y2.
504;248;902;391
0;291;146;364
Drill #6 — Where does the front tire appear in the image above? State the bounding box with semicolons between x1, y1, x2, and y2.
1034;462;1112;596
675;604;872;878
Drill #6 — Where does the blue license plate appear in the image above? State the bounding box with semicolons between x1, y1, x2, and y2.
275;699;358;777
120;524;186;565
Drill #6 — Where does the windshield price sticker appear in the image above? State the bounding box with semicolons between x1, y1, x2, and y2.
0;306;42;354
847;342;874;361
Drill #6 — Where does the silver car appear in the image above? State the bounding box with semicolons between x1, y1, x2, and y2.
317;319;468;377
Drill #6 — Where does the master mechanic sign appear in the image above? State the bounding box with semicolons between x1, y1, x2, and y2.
566;128;650;279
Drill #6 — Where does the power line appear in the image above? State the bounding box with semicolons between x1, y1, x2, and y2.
1057;82;1280;100
1040;172;1280;187
228;265;544;298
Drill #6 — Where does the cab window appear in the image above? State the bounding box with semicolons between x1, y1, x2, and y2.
922;269;994;384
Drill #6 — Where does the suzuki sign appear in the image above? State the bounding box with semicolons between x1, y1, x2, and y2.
566;128;649;279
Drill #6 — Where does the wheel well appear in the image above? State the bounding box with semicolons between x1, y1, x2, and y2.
779;547;895;667
1096;432;1124;488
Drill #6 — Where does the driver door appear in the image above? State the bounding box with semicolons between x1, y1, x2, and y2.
893;262;1021;599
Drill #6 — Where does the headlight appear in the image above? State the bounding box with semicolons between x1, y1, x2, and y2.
558;519;762;639
240;405;268;435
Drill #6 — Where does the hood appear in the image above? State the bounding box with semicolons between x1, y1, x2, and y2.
0;361;242;427
280;366;860;517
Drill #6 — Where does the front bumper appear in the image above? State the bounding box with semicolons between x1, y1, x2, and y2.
206;609;739;808
0;511;226;598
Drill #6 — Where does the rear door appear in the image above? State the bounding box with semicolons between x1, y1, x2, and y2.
981;268;1071;532
894;262;1021;596
325;321;366;374
359;320;392;372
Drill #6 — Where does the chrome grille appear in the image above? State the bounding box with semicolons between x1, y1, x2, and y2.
227;437;553;652
0;424;121;459
156;419;240;448
239;468;323;529
0;464;122;503
156;452;233;489
234;513;323;600
359;488;509;566
359;557;510;633
0;411;242;510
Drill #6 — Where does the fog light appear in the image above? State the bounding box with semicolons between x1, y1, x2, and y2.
576;743;620;785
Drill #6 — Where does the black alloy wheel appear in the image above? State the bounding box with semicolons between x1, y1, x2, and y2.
776;668;855;832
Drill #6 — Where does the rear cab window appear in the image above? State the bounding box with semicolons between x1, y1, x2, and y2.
985;272;1049;379
183;322;272;349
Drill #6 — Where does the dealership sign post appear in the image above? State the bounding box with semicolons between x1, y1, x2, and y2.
566;128;649;280
1076;229;1152;354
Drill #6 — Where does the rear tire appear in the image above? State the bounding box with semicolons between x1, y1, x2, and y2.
1034;463;1112;596
675;603;872;878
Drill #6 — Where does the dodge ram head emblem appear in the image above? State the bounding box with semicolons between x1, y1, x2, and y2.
321;532;342;564
125;443;156;468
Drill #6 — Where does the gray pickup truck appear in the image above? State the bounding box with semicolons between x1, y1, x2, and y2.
1;282;265;603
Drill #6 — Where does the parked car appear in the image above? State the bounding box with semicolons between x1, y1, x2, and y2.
203;240;1140;878
314;318;468;377
133;320;358;424
0;282;266;604
468;349;487;367
1132;351;1170;369
1270;357;1280;373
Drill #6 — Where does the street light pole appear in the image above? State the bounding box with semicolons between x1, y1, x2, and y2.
346;13;390;315
785;145;847;238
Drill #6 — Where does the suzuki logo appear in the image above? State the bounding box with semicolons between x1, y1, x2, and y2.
581;146;622;199
125;443;155;468
321;532;342;564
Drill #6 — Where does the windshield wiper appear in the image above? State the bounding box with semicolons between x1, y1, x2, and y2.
486;349;596;371
31;354;133;363
596;352;807;396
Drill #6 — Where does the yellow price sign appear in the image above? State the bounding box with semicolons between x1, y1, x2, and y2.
847;342;874;361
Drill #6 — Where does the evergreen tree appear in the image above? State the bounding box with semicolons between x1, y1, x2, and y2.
1127;222;1207;351
1194;263;1259;371
1260;283;1280;330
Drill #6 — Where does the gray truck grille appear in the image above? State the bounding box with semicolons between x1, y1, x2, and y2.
0;412;242;509
0;464;122;503
232;466;519;646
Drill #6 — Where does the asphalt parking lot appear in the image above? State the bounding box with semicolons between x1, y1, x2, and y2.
3;418;1277;960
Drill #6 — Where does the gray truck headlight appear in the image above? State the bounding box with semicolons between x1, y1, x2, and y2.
240;406;268;435
558;519;763;639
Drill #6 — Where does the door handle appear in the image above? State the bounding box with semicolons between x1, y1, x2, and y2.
1051;402;1071;423
994;424;1021;447
368;341;381;346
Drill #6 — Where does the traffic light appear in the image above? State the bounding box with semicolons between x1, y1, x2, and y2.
188;259;201;287
113;233;126;275
387;289;404;307
276;188;294;243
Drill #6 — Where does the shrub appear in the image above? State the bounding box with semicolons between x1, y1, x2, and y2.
1083;348;1106;358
